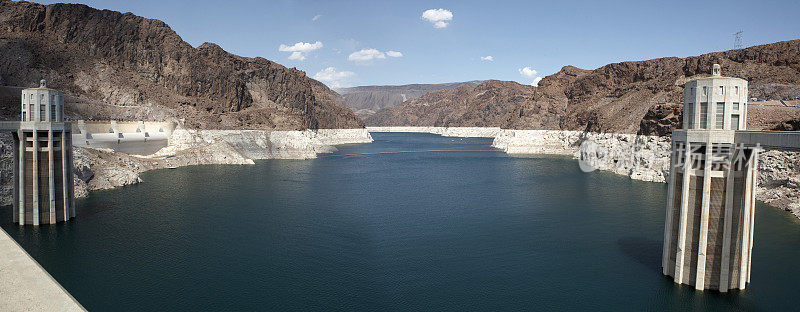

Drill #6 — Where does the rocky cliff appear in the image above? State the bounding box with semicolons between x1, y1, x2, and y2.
338;81;483;118
0;0;362;130
367;40;800;134
365;80;543;127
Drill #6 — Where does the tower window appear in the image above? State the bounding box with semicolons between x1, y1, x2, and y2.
40;105;45;121
702;87;707;96
735;86;739;95
719;86;724;95
685;103;694;128
29;105;34;120
733;102;739;111
700;102;708;129
715;102;725;129
51;105;56;120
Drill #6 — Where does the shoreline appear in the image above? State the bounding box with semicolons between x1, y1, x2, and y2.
1;128;374;205
367;127;800;219
2;126;797;219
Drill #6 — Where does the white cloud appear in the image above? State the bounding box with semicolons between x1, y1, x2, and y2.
518;66;538;78
481;55;494;62
422;8;453;28
313;67;356;89
288;52;305;61
349;49;385;61
279;41;323;52
278;41;323;61
312;14;322;21
386;51;403;58
519;67;543;86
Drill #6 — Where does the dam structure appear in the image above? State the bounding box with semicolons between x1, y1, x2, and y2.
0;80;75;225
72;120;176;156
661;65;800;291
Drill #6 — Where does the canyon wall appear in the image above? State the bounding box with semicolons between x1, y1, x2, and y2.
339;81;483;118
365;40;800;135
0;0;363;130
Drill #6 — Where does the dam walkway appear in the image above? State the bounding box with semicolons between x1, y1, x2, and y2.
0;228;85;311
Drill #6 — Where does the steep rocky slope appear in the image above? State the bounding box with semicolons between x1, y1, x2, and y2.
365;80;546;127
338;81;483;118
368;40;800;134
0;0;362;130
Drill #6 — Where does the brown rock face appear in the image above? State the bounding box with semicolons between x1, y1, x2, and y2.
771;119;800;131
0;0;362;129
638;104;682;136
338;81;484;118
365;80;540;127
555;40;800;134
368;40;800;135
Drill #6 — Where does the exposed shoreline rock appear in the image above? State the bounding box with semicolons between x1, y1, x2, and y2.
492;129;799;219
1;126;797;221
0;128;373;205
369;127;799;219
492;130;671;182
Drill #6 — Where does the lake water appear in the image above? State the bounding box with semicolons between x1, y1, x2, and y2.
3;132;800;311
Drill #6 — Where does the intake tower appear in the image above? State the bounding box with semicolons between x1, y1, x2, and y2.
662;64;756;291
7;80;75;225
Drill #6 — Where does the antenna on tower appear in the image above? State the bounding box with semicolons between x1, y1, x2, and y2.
734;30;743;49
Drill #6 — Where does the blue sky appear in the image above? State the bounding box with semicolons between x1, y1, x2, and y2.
36;0;800;88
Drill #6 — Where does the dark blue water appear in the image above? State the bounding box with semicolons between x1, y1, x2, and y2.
3;132;800;311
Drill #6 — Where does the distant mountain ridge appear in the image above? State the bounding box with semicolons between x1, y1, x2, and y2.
364;80;538;127
0;0;362;129
337;81;484;118
366;39;800;135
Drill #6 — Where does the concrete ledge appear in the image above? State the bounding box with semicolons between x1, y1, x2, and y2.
0;228;85;311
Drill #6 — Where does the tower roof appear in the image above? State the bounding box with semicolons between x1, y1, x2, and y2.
687;64;747;83
23;79;60;92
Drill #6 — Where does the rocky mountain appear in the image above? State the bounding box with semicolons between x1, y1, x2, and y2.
338;81;483;118
0;0;362;129
367;39;800;135
365;80;541;127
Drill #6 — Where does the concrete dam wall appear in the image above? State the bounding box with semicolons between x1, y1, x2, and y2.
72;121;177;156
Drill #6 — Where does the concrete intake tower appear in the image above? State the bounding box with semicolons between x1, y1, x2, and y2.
4;80;75;225
661;65;757;292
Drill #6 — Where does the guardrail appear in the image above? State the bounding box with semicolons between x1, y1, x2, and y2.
734;130;800;150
